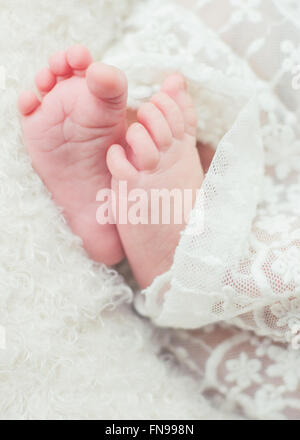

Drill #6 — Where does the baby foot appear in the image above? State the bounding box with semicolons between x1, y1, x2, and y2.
107;74;203;288
18;45;127;265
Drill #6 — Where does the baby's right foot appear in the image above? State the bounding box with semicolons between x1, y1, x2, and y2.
107;74;203;288
18;45;127;265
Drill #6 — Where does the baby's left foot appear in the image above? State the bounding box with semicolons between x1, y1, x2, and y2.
107;74;203;288
18;45;127;265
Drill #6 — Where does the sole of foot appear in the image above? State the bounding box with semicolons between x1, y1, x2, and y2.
18;45;128;265
107;74;203;288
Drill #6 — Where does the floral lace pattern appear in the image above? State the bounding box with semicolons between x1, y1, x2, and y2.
106;0;300;419
107;0;300;344
162;324;300;419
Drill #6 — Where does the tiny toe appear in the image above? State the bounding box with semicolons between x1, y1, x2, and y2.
49;50;72;77
151;92;185;139
126;123;160;171
86;62;127;106
107;144;137;181
18;91;40;115
66;44;92;71
162;73;186;94
162;74;197;136
35;67;56;94
137;102;172;150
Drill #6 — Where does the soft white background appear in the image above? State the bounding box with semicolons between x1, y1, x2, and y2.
0;0;226;419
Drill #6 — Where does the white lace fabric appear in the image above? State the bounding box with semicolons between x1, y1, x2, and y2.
161;323;300;419
105;0;300;419
105;0;300;346
137;94;266;328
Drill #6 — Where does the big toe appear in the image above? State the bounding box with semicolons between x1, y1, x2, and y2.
162;73;197;136
86;62;127;108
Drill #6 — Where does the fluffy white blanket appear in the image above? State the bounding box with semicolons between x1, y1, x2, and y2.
0;0;228;420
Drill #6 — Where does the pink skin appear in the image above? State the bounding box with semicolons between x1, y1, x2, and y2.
18;45;204;286
107;74;204;288
18;45;127;265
